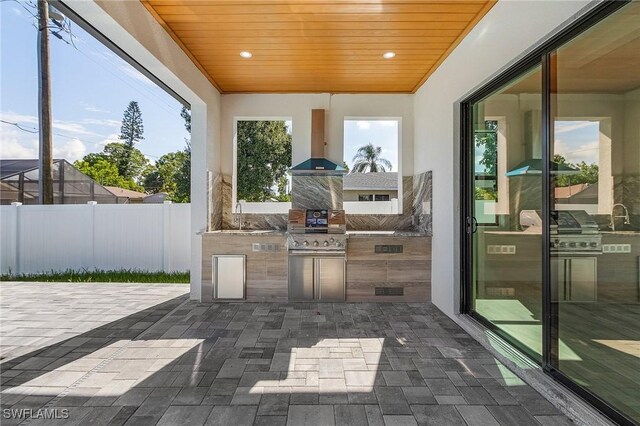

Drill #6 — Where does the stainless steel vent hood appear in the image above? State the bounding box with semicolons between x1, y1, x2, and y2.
289;109;346;176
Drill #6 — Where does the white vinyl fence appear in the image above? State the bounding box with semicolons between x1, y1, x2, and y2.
0;202;191;275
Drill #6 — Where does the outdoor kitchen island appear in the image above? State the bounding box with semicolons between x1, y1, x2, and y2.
201;230;431;303
201;108;433;303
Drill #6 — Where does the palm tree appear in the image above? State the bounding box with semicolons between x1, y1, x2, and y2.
351;143;392;173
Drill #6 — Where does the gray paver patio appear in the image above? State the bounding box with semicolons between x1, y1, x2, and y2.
0;282;573;425
0;282;189;361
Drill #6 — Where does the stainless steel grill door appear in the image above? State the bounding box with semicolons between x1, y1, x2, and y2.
288;255;314;300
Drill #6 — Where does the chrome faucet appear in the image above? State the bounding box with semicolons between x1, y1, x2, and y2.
234;200;243;231
610;203;630;231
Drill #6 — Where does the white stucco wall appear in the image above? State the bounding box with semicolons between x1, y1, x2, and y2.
413;0;594;317
220;93;414;176
66;0;222;300
220;93;413;211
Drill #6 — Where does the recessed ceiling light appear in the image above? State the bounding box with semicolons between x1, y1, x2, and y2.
240;51;252;59
383;52;396;59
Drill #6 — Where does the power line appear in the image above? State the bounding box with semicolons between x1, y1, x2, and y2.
0;119;163;160
0;119;40;133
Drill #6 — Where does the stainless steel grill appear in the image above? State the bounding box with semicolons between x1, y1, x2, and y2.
286;208;347;301
521;209;602;255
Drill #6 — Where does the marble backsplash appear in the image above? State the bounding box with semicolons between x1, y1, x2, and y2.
413;171;433;234
209;173;223;231
291;175;343;210
212;171;433;234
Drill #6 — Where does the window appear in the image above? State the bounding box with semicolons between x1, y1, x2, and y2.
343;118;401;214
234;119;292;213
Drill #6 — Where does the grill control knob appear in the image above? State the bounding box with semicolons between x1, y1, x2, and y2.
559;242;567;248
329;237;335;243
569;242;577;248
335;241;342;247
303;241;309;247
580;242;588;248
294;241;300;247
323;241;329;247
590;242;598;248
313;240;319;247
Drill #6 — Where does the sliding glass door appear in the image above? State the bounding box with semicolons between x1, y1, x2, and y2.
471;66;543;360
463;1;639;424
550;2;640;421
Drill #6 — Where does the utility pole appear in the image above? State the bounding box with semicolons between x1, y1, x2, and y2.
37;0;54;204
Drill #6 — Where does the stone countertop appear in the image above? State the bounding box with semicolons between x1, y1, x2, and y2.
204;230;428;237
204;230;286;236
346;230;428;237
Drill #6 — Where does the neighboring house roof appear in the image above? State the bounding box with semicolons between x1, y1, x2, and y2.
143;192;168;203
555;183;590;199
343;172;398;191
104;186;147;200
0;159;62;179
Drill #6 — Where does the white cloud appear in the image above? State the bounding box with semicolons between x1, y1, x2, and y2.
11;7;23;16
1;111;101;138
555;121;597;134
1;112;38;126
82;118;120;128
54;139;86;162
555;139;599;164
99;133;121;147
1;125;87;162
119;65;154;86
356;121;371;130
0;136;38;159
82;102;110;114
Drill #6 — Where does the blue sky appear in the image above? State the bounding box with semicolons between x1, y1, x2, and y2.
475;120;599;174
554;120;599;165
0;2;189;164
344;120;398;172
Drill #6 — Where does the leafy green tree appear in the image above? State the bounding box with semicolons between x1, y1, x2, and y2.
74;142;150;191
173;107;192;203
237;120;292;202
118;101;144;178
75;156;143;191
143;151;188;196
475;120;498;176
351;143;392;173
104;143;151;183
554;154;599;187
180;106;191;133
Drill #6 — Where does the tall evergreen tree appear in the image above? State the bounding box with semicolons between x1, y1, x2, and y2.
118;101;144;178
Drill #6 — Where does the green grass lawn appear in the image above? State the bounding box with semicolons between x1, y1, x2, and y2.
0;269;190;283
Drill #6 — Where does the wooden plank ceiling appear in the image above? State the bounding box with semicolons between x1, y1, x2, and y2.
140;0;496;93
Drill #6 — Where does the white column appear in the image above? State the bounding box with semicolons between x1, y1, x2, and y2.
190;103;208;301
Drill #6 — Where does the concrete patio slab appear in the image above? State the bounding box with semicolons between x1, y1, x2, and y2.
0;283;574;425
